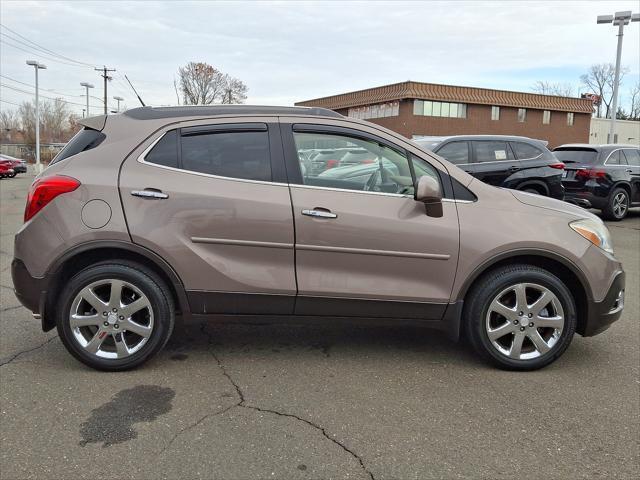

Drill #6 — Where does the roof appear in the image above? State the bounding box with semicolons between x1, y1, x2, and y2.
296;81;594;113
554;143;638;151
414;134;549;147
122;105;343;120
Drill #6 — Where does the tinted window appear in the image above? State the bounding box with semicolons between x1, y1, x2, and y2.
145;130;178;168
436;141;469;165
606;150;626;165
473;141;514;163
623;149;640;166
511;142;544;160
50;128;105;165
553;148;598;164
181;131;271;181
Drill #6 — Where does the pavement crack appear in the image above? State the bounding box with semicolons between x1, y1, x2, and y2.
199;323;375;480
1;305;22;313
0;335;58;367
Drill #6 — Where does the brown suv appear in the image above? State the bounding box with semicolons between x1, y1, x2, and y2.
12;106;625;371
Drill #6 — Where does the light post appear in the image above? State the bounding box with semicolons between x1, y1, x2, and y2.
113;96;124;113
26;60;46;174
80;82;94;117
597;10;639;143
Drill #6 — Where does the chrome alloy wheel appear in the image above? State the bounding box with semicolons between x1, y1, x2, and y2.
613;191;628;218
69;279;154;359
485;283;564;360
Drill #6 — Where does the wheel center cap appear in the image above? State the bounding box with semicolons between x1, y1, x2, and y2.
107;312;118;325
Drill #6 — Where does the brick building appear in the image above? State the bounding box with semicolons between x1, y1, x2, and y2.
296;81;594;148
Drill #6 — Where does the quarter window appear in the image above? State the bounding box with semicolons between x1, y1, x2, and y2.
473;141;514;163
491;106;500;121
436;141;469;165
180;130;271;181
510;142;543;160
606;150;627;166
517;108;527;123
293;131;425;196
542;110;551;124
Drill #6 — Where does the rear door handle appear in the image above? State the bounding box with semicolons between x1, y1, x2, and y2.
508;165;520;172
302;208;337;219
131;189;169;199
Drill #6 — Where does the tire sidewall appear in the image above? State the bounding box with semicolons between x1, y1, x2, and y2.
609;188;628;220
57;263;173;370
468;267;577;370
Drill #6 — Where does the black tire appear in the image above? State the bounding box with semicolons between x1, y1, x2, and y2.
7;172;16;178
56;261;174;371
464;264;577;371
601;187;629;221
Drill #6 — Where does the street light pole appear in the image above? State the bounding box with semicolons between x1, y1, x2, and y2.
113;96;123;113
80;82;94;117
26;60;46;174
597;10;639;143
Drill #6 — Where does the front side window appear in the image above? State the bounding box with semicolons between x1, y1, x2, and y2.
293;131;422;195
180;130;271;181
436;141;469;165
491;106;500;121
542;110;551;124
510;141;543;160
517;108;527;123
473;141;514;163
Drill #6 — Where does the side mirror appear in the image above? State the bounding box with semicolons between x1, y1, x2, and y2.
415;176;443;218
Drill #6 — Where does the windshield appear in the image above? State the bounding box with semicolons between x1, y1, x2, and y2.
553;149;598;164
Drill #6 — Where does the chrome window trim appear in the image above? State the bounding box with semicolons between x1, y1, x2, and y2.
290;183;413;199
137;130;288;187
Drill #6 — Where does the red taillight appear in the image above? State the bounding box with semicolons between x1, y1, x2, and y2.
575;168;606;180
326;159;339;169
549;162;565;169
24;175;80;222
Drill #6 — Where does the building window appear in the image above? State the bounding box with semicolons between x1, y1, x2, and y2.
414;100;466;118
567;112;574;126
517;108;527;123
491;106;500;121
543;110;551;124
348;101;399;120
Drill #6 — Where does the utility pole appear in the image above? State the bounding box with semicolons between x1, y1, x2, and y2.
597;10;639;142
26;60;46;174
95;66;116;114
80;82;94;117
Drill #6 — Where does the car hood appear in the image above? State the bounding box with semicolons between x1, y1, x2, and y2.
509;189;601;222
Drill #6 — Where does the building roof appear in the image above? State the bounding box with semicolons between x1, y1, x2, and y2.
122;105;343;120
296;81;594;114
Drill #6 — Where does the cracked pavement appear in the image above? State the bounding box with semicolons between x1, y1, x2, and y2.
1;174;639;479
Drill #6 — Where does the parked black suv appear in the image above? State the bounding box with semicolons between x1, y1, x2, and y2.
415;135;565;199
554;144;640;220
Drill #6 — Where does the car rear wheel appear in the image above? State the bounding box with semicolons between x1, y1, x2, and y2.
602;187;629;221
56;262;174;371
465;264;576;370
7;172;16;178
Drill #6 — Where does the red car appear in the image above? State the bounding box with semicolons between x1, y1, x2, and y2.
0;154;27;177
0;162;15;178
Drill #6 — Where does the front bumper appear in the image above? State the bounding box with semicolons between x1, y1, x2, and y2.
581;270;625;336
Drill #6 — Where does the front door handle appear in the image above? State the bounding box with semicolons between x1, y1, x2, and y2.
131;189;169;199
302;208;337;219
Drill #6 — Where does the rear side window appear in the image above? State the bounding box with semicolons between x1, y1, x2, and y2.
623;149;640;166
145;130;178;168
606;150;627;165
436;141;469;165
50;128;105;165
510;142;543;160
552;149;598;164
473;141;514;163
181;131;271;181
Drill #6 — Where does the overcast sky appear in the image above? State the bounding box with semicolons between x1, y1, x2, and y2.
1;0;639;116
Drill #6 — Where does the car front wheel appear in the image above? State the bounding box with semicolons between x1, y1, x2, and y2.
56;261;174;371
465;264;577;370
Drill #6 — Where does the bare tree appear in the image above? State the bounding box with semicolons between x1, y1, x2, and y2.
178;62;227;105
628;83;640;121
531;81;575;97
220;75;248;104
580;63;629;118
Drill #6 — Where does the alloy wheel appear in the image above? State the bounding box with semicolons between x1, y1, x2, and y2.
485;283;564;360
613;192;628;218
69;279;154;359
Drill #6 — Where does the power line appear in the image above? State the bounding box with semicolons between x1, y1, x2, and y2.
1;83;102;109
0;23;98;68
0;38;93;69
0;98;21;107
0;74;83;98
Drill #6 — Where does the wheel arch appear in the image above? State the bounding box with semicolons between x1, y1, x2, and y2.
457;250;592;336
43;240;190;331
514;179;549;195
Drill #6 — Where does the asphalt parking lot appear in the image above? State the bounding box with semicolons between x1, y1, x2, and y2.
1;173;638;480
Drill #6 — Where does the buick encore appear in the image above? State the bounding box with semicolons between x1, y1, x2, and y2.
12;106;625;371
